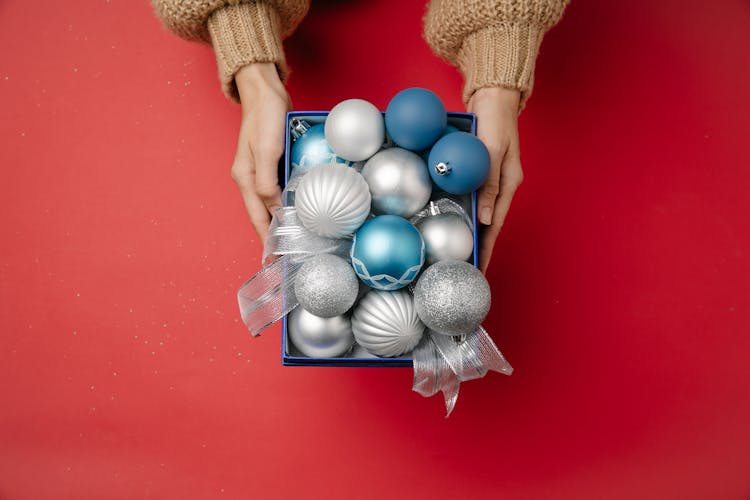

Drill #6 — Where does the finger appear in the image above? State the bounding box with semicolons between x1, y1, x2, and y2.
476;140;506;225
253;148;283;214
478;160;522;273
252;123;285;217
232;157;272;244
232;121;273;244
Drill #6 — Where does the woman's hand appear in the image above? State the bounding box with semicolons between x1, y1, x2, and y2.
467;87;523;273
232;63;291;244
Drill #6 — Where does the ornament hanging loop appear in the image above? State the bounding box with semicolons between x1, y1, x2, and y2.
434;161;451;176
290;118;310;139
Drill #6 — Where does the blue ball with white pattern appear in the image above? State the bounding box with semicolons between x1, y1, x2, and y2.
350;215;425;291
291;124;351;169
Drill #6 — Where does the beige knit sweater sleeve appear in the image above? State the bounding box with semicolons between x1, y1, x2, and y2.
153;0;566;107
424;0;568;106
152;0;309;100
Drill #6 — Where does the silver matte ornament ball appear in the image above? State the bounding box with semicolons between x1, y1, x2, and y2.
351;290;425;357
295;164;371;238
362;148;432;218
325;99;385;162
417;213;474;265
413;260;491;335
294;254;359;318
287;307;354;358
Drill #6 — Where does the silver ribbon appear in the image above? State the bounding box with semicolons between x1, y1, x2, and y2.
237;164;350;337
412;327;513;416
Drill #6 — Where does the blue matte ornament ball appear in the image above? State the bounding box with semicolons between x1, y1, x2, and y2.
420;124;460;161
291;123;351;169
385;88;447;151
350;215;425;291
427;131;491;194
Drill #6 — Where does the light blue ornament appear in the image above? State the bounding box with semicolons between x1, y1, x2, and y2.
427;131;490;195
350;215;425;291
290;120;352;169
385;88;447;151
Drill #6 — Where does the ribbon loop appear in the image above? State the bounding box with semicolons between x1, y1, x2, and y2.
412;328;513;416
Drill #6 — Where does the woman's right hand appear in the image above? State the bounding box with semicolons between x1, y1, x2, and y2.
232;63;291;244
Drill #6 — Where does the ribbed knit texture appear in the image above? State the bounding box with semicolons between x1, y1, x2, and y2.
208;3;285;99
152;0;309;100
424;0;568;106
153;0;567;107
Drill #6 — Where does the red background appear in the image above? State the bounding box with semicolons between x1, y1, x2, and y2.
2;1;749;499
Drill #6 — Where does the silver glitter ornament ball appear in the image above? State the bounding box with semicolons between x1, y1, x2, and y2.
417;213;474;265
294;254;359;318
287;307;354;358
295;164;371;238
413;260;491;335
362;148;432;217
325;99;385;162
351;289;425;357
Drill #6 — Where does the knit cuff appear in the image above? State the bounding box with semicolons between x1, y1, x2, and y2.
207;2;287;102
457;23;545;108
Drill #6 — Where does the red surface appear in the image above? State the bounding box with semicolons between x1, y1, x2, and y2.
2;1;749;499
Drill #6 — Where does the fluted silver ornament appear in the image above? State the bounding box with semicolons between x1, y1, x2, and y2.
413;260;490;335
351;290;425;357
417;213;474;264
295;164;371;238
325;99;385;162
294;254;359;318
361;148;432;217
287;307;354;358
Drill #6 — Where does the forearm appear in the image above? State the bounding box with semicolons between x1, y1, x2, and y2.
424;0;569;106
152;0;310;99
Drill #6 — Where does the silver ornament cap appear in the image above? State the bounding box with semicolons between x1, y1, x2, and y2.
295;164;371;238
417;212;474;264
362;148;432;218
294;254;359;318
287;307;354;358
413;260;491;335
325;99;385;162
351;289;425;357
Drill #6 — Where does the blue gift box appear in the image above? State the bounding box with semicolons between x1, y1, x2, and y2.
281;110;478;367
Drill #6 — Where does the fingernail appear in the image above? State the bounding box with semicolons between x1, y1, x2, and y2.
479;207;492;225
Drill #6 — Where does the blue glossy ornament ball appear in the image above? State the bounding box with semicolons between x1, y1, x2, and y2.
385;88;447;151
290;122;351;169
350;215;425;291
427;131;491;194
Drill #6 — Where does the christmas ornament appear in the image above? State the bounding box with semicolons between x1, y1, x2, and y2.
413;260;490;335
441;124;460;137
351;342;379;358
294;254;359;318
290;119;351;169
427;132;491;194
287;306;354;358
385;88;447;151
416;203;474;265
295;164;371;238
361;148;431;217
419;125;460;161
325;99;385;162
350;215;424;290
352;290;424;357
